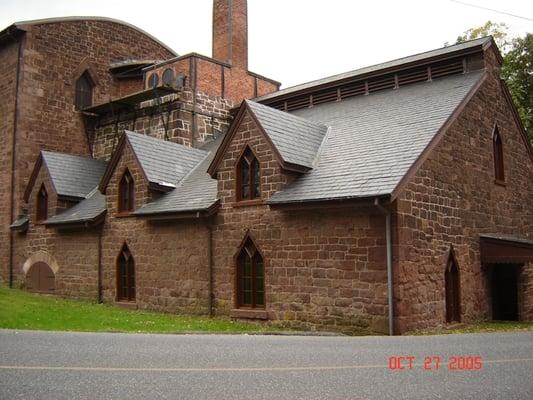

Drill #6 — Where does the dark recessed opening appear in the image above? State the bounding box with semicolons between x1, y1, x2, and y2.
491;264;520;321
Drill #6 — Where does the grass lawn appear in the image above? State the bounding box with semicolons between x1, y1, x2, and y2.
0;287;280;334
408;320;533;335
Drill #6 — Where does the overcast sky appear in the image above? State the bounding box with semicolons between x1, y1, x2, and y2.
0;0;531;88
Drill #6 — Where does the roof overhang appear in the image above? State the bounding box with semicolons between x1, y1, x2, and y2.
10;215;29;232
480;234;533;264
0;24;24;47
134;200;220;220
44;210;106;229
82;86;178;116
267;195;390;211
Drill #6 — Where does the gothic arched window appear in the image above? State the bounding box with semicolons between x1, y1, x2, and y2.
236;237;264;308
493;127;505;183
117;244;135;301
237;146;260;201
36;184;48;222
75;71;94;110
118;169;135;213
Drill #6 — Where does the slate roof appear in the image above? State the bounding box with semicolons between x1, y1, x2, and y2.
134;137;221;216
125;131;207;188
41;151;107;199
254;37;491;102
44;189;106;226
246;100;328;169
10;215;29;231
268;70;484;204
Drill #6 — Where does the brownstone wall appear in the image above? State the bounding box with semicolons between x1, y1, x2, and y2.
2;19;175;283
11;164;99;299
92;89;233;160
100;142;210;313
117;77;144;97
0;40;19;283
14;20;175;203
394;48;533;333
212;111;389;333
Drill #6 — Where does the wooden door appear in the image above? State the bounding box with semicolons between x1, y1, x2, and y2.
445;258;461;323
26;262;55;294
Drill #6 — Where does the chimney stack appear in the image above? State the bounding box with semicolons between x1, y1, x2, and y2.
212;0;248;70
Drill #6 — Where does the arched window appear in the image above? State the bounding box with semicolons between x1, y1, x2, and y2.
36;184;48;222
236;237;264;308
493;127;505;183
118;169;135;213
75;71;94;110
117;244;135;301
237;147;260;201
445;249;461;323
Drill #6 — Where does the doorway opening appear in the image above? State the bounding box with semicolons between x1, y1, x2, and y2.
490;264;521;321
445;252;461;323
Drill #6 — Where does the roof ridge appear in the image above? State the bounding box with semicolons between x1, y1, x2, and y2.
124;130;208;155
174;149;213;189
254;36;492;102
245;100;328;130
41;150;106;162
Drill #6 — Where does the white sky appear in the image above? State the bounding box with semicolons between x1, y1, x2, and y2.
0;0;531;88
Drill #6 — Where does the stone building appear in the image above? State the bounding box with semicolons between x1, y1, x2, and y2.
2;1;532;334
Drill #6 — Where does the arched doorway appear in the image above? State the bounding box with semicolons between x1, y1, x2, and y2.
26;262;55;294
445;251;461;323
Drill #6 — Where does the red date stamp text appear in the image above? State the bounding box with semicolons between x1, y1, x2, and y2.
388;355;483;371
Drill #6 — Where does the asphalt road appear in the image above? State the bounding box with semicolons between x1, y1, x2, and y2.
0;329;532;400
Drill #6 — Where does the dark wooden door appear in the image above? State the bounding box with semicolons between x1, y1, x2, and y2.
445;259;461;323
26;262;55;294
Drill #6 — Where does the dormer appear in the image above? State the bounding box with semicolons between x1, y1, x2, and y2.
23;151;107;225
99;131;209;216
208;100;328;205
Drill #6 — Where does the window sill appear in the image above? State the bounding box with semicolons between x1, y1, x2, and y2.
494;179;506;187
233;199;264;208
115;301;137;310
230;308;268;320
115;212;135;218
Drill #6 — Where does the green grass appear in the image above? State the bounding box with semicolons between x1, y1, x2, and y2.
408;321;533;336
0;287;280;334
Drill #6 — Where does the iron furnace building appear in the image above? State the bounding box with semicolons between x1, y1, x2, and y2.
1;0;532;334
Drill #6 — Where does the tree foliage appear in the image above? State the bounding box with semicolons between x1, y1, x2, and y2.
501;34;533;142
456;22;532;143
456;21;510;51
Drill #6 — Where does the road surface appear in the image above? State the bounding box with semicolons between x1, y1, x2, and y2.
0;329;532;399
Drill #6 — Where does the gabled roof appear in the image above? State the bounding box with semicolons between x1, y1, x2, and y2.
255;37;494;103
268;70;486;204
44;189;106;227
100;131;208;192
245;101;329;169
208;100;328;175
134;137;222;217
24;151;107;202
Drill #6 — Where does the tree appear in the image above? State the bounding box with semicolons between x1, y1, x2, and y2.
456;23;532;143
501;34;533;142
456;21;510;51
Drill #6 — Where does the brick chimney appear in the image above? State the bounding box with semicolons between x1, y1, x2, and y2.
212;0;248;70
